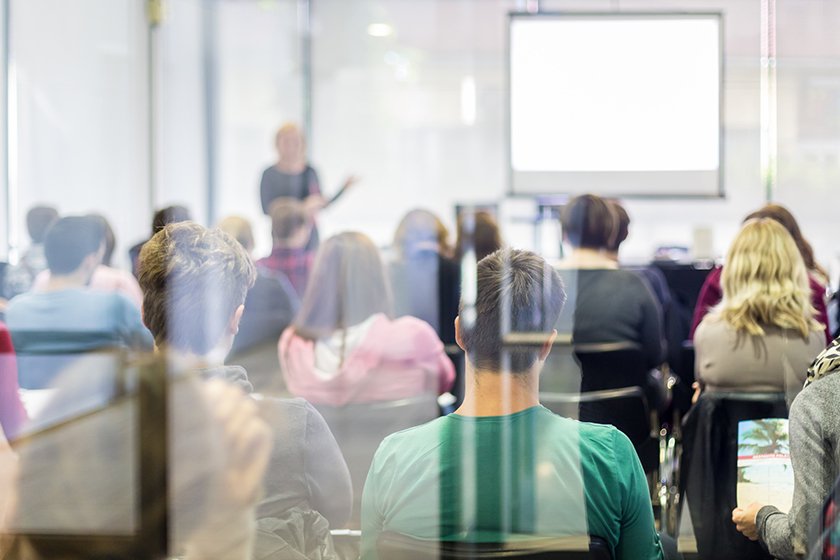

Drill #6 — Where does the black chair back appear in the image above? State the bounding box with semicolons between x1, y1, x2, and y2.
682;391;788;560
574;342;650;393
376;531;612;560
565;342;659;472
314;394;440;525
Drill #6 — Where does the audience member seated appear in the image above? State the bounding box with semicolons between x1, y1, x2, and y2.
605;201;671;312
128;205;191;278
137;221;353;546
217;216;299;391
691;204;831;344
733;337;840;560
2;205;58;300
32;213;143;308
6;216;153;389
256;198;315;299
0;320;27;440
280;231;455;406
361;248;667;560
694;219;825;396
555;194;666;408
454;210;504;264
389;209;460;345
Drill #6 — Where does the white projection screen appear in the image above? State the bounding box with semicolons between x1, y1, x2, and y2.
509;13;723;197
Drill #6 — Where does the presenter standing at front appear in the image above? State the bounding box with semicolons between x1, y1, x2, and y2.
260;123;356;251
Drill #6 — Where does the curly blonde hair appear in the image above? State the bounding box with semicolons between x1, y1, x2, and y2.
713;218;823;338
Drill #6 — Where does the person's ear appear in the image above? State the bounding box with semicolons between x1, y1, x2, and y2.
454;317;466;352
228;304;245;335
539;330;557;362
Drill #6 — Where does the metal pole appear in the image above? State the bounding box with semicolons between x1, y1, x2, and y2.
147;0;161;223
201;0;218;226
760;0;777;202
3;0;17;265
298;0;312;150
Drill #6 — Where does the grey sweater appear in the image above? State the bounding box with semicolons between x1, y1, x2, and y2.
757;373;840;559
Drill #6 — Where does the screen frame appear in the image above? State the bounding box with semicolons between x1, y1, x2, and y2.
506;11;725;200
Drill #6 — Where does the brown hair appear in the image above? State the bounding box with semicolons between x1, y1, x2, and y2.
604;201;629;253
152;205;191;236
455;211;504;263
713;218;822;338
560;194;614;250
744;203;827;281
458;248;566;373
138;221;256;354
268;198;308;242
293;232;393;344
392;209;452;259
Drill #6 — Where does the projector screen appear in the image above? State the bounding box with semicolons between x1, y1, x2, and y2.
509;13;722;197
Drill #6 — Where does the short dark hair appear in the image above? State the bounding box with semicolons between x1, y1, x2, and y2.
138;221;256;355
44;216;104;275
604;201;629;253
27;205;59;244
560;194;614;250
458;248;566;373
269;198;308;242
151;205;191;236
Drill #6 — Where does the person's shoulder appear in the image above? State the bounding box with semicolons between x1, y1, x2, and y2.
377;415;448;455
793;374;840;415
694;315;726;340
378;315;444;350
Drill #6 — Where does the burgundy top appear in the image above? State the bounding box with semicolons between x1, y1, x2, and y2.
0;320;28;438
689;266;832;344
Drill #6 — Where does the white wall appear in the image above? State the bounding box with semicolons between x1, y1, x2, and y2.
3;0;840;287
9;0;150;269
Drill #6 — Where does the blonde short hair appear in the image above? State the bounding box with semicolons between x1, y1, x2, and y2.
712;218;822;338
216;216;254;252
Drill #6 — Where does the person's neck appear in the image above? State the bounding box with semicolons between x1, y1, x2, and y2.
605;250;619;263
273;239;305;251
276;158;306;174
156;343;229;372
43;269;93;292
455;364;540;417
557;247;618;270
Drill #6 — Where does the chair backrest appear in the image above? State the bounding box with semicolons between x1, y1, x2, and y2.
682;391;788;560
314;394;440;524
11;329;125;390
15;343;124;391
574;342;650;394
376;531;613;560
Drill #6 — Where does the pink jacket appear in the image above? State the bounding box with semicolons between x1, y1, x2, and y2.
279;314;455;407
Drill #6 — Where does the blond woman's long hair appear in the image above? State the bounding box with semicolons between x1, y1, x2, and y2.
712;218;823;338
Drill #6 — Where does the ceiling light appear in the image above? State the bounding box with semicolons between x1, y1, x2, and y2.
368;23;392;37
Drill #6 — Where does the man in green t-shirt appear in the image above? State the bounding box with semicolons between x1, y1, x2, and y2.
361;248;665;560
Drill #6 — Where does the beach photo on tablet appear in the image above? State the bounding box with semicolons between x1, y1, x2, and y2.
737;419;794;513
